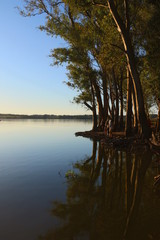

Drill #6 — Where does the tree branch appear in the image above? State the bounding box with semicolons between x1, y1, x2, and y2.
67;6;75;28
92;1;107;9
84;101;93;111
108;0;126;34
110;43;126;53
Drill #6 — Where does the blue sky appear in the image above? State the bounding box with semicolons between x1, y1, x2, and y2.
0;0;88;115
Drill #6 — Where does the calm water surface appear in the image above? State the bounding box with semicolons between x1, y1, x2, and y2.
0;120;92;240
0;120;160;240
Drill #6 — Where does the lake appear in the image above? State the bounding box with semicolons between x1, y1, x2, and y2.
0;119;160;240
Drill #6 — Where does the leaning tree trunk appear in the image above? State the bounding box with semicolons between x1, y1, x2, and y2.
132;83;138;134
119;69;124;130
102;69;109;124
109;80;115;125
156;110;160;133
92;79;104;129
112;67;119;130
108;0;151;139
125;69;132;136
91;80;97;131
156;98;160;133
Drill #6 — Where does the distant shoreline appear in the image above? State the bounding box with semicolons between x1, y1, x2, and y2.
0;114;92;120
0;114;157;121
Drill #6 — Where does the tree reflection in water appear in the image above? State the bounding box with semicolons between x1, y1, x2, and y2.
39;141;160;240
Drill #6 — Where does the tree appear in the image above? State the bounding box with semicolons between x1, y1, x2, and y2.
106;0;151;138
20;0;160;138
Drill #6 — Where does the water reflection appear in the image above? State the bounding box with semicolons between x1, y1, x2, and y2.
40;142;160;240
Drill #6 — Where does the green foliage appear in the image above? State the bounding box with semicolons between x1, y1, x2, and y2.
20;0;160;118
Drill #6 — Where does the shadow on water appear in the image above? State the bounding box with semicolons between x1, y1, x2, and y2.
39;141;160;240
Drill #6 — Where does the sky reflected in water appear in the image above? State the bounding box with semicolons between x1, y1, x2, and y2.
0;120;160;240
0;120;92;240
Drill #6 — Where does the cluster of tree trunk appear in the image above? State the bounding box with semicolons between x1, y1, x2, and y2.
88;1;152;139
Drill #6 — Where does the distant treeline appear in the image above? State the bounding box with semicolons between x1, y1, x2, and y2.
0;114;92;120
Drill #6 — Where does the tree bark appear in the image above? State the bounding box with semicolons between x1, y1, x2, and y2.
112;67;119;130
156;98;160;132
132;84;138;134
102;69;109;124
119;69;124;130
125;68;132;136
156;110;160;133
83;101;93;111
92;79;104;128
91;80;98;131
109;77;115;124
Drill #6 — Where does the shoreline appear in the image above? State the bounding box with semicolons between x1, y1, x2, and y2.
75;130;160;154
0;114;92;120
